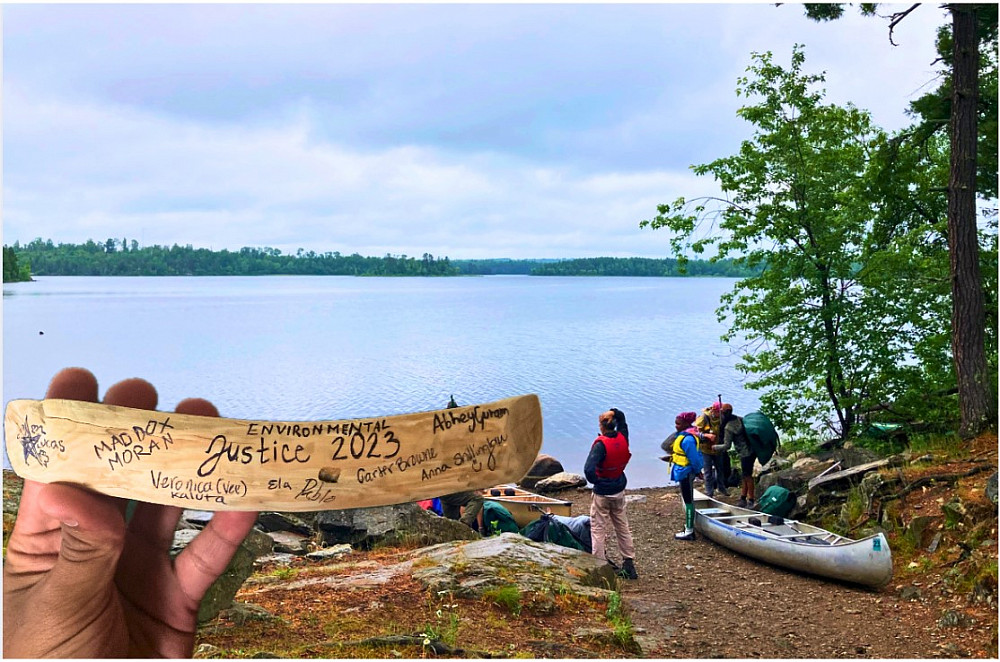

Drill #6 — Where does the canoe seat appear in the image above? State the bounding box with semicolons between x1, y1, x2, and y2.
699;508;731;517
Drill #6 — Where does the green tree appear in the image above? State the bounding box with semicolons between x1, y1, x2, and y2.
641;47;950;439
802;3;998;438
3;246;31;282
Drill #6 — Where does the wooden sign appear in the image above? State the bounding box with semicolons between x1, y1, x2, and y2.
4;395;543;511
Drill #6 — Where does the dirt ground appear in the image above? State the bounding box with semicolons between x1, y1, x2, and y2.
559;476;997;659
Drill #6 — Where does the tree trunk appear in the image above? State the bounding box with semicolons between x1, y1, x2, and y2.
948;5;995;439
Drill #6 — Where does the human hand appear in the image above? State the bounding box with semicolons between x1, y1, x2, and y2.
3;368;259;658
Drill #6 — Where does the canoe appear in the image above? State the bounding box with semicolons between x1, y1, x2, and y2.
692;489;893;588
481;484;571;528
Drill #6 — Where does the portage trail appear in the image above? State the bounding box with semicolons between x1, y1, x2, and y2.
560;486;988;659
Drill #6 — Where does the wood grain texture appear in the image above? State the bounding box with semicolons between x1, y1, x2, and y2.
4;395;542;511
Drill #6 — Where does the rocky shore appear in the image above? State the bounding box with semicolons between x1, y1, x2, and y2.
3;433;997;658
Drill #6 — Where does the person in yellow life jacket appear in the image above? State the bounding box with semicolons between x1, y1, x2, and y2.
584;410;637;580
666;411;704;541
693;402;729;498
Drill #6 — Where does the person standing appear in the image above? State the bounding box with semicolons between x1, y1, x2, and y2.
667;411;704;540
584;410;638;580
712;403;757;508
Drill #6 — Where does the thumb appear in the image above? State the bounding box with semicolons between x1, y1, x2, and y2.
36;483;126;604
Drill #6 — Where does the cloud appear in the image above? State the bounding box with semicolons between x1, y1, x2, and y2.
2;3;949;259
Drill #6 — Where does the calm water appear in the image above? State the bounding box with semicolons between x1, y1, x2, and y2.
3;275;760;488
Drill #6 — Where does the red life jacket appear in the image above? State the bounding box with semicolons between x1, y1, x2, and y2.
593;432;631;479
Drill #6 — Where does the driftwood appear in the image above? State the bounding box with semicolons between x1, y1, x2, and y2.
4;395;542;512
807;456;906;491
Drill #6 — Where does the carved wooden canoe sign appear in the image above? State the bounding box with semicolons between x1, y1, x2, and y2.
4;395;543;512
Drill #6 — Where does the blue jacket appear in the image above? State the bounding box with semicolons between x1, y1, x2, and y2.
669;431;704;482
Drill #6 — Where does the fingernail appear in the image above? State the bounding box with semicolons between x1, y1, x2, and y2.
62;518;80;528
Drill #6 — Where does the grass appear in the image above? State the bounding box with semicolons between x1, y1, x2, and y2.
605;591;637;649
482;584;522;616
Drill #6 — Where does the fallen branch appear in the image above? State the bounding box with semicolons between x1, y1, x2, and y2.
879;464;995;503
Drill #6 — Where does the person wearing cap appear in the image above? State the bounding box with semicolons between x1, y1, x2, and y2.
712;403;757;508
665;411;704;540
583;410;638;579
692;402;729;498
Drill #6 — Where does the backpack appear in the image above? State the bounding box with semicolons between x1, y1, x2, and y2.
756;485;796;518
742;411;780;464
481;501;521;536
520;513;585;551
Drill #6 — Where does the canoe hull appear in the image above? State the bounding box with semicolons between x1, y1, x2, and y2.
693;490;893;588
481;485;571;528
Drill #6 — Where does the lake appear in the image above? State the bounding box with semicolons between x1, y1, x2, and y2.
3;275;760;488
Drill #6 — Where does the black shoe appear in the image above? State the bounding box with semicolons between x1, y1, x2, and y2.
622;558;638;580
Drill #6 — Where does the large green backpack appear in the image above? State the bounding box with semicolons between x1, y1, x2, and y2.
481;501;520;536
743;411;780;464
756;485;796;518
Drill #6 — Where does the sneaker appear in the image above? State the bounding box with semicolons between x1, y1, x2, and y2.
674;530;697;541
717;488;730;497
622;558;638;580
736;498;748;508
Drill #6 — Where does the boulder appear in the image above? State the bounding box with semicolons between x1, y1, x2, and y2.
410;532;618;599
257;511;315;537
266;530;313;555
170;526;274;624
519;454;565;489
315;503;479;548
535;471;587;493
792;457;820;470
986;471;998;506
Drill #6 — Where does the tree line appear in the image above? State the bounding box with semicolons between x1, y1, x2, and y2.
5;239;458;278
2;240;756;280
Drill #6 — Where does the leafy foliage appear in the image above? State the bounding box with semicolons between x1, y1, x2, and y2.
641;46;978;439
2;246;32;282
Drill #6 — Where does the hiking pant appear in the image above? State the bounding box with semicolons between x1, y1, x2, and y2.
703;453;727;495
590;490;635;561
441;492;485;529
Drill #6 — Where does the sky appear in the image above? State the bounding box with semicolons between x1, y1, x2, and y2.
2;3;949;260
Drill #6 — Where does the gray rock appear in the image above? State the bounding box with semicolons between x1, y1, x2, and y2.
535;471;587;492
181;510;216;527
519;454;565;489
257;511;315;537
315;502;479;548
938;609;973;628
171;527;274;624
792;457;820;470
305;543;353;561
986;471;998;505
267;530;312;555
410;532;618;599
898;585;922;600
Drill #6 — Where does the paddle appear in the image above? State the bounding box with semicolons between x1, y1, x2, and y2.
4;394;543;512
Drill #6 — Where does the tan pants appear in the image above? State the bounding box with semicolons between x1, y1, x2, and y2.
589;490;635;560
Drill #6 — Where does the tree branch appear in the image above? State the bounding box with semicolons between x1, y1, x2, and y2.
887;3;922;46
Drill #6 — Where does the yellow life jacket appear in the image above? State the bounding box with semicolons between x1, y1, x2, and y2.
672;432;694;467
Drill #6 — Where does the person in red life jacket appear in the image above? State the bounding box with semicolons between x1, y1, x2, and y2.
667;411;704;541
583;409;638;580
